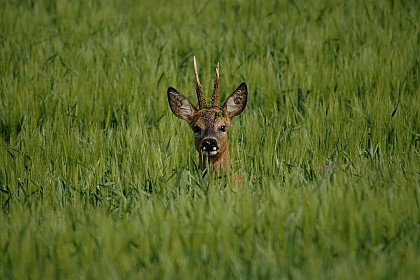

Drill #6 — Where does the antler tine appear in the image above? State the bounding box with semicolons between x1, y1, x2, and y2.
211;62;220;107
193;56;206;109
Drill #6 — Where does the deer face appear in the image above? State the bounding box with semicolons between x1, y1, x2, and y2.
167;57;247;172
191;107;230;157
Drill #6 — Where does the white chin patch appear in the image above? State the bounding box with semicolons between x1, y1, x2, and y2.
201;150;218;156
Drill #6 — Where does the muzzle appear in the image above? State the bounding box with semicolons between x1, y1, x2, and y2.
201;137;218;156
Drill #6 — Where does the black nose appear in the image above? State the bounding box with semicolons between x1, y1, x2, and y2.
201;138;218;151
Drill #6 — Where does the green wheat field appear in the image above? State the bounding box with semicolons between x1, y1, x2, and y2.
1;0;419;279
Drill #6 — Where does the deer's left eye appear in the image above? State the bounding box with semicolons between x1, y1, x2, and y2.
193;125;201;134
219;125;226;132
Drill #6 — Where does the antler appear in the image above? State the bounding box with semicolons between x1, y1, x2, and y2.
193;56;207;109
211;63;220;107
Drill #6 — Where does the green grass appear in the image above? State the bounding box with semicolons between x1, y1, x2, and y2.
1;0;419;279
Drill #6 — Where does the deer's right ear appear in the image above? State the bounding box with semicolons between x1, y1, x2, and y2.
167;87;197;122
222;82;248;118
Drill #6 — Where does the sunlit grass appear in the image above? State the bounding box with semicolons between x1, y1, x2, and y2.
1;0;419;279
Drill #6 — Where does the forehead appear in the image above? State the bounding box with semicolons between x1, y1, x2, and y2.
192;107;228;125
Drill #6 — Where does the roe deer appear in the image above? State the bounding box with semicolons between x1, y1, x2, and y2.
167;56;247;174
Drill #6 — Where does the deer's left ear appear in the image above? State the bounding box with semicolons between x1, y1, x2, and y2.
168;87;197;122
222;82;247;118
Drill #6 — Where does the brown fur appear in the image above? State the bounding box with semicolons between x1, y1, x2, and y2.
167;57;247;174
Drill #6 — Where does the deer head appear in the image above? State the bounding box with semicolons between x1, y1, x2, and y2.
168;56;247;173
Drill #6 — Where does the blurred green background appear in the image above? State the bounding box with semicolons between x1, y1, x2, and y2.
0;0;419;279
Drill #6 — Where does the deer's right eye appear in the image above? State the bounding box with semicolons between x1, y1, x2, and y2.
193;125;201;134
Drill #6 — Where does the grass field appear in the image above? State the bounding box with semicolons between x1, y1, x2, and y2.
1;0;419;279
